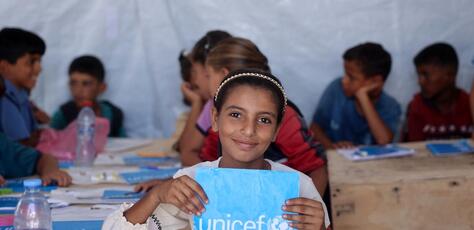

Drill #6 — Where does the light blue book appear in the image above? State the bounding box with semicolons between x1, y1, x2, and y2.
193;168;299;230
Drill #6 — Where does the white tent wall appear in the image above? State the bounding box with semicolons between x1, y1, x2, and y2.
1;0;473;138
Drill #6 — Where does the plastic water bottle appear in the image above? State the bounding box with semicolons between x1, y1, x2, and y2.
75;106;96;167
13;179;52;230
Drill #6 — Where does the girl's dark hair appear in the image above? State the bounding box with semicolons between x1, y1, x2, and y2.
190;30;232;64
214;68;286;124
68;55;105;82
178;51;192;82
206;37;271;73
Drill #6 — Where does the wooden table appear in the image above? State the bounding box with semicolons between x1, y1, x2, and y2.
0;138;179;229
328;141;474;230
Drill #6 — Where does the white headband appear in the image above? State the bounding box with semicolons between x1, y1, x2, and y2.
214;72;288;110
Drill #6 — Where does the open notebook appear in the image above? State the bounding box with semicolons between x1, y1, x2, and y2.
337;145;416;161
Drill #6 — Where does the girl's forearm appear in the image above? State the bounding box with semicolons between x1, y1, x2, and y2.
123;190;162;224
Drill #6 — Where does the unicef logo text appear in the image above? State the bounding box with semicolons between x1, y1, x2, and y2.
195;214;294;230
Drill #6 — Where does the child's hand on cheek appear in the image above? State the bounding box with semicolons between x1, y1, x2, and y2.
355;81;382;100
282;198;325;230
181;82;201;104
153;175;208;216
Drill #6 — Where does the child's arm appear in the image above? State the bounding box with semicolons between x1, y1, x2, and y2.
124;175;208;224
178;84;206;166
0;175;4;186
309;166;328;196
133;178;171;192
19;130;41;148
282;198;326;230
178;86;204;166
310;123;354;149
310;123;334;150
355;83;394;145
36;154;72;187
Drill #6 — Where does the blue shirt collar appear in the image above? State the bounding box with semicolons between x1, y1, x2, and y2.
4;79;29;105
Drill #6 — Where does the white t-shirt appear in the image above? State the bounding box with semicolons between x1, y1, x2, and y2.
102;158;331;229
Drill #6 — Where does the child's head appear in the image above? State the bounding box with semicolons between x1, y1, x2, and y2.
179;51;210;103
341;42;391;97
0;28;46;90
413;42;458;99
211;69;286;165
68;55;106;105
205;37;271;97
187;30;232;102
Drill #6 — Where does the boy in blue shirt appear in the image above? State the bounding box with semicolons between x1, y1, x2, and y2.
50;55;126;137
310;42;401;149
0;74;71;186
0;28;44;147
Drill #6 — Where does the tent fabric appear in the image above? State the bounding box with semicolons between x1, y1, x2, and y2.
1;0;473;138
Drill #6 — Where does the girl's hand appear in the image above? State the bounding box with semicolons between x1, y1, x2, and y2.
282;198;325;230
152;175;208;216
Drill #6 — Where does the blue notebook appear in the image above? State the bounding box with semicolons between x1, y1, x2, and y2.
194;168;299;230
122;156;177;166
338;145;415;161
0;197;19;208
120;168;179;184
2;179;57;193
0;220;104;230
426;140;474;156
102;190;144;199
53;220;103;230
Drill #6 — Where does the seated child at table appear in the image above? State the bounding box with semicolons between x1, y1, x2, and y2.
50;55;126;137
0;74;71;187
405;42;472;141
310;42;401;149
103;69;330;230
22;28;51;125
0;28;45;146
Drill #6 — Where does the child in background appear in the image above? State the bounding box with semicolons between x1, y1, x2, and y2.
0;28;43;146
310;42;401;149
179;37;328;196
177;30;231;157
405;43;472;141
50;55;126;137
22;29;51;125
134;31;232;192
0;74;71;187
103;69;330;230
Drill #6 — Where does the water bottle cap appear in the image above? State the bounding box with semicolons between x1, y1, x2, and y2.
80;100;94;107
23;178;42;187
